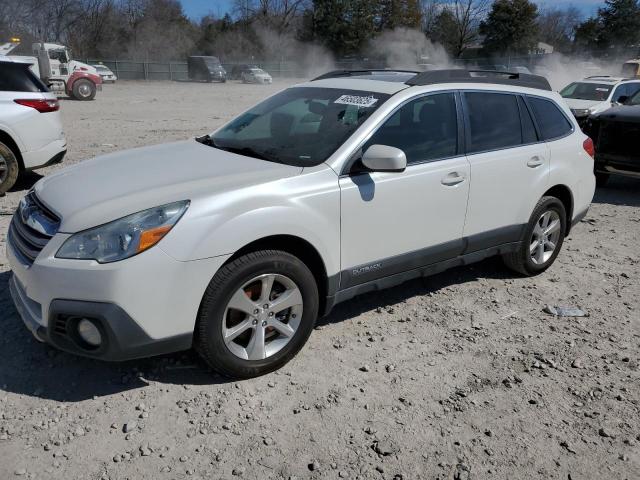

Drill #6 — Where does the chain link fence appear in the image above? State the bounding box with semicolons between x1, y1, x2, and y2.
83;59;303;80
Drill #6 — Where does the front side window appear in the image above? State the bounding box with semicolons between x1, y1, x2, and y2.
560;82;613;101
212;87;390;167
629;90;640;105
363;93;458;164
465;92;523;153
527;97;573;140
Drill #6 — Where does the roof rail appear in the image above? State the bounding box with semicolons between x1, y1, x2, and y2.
406;69;552;91
311;69;419;81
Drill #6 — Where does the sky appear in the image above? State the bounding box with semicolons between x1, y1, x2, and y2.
179;0;603;22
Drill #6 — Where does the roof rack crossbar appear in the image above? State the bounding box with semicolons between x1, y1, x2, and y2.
311;69;419;81
405;69;552;91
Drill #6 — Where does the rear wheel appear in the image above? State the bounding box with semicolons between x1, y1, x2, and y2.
503;196;566;276
0;141;20;195
196;250;319;378
72;79;96;100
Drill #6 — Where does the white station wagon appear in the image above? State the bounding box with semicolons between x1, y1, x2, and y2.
8;69;595;378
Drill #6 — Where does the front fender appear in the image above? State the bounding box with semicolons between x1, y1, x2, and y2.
158;166;341;277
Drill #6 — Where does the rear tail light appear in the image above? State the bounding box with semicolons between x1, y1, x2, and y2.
14;99;60;113
583;137;595;158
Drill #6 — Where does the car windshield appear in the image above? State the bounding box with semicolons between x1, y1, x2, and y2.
211;87;390;167
204;57;221;68
560;82;613;101
250;69;264;74
95;66;109;72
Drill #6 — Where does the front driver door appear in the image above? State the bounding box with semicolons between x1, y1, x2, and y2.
339;92;471;290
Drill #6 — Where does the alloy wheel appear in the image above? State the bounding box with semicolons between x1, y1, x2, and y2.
222;273;303;360
0;152;7;185
530;210;561;265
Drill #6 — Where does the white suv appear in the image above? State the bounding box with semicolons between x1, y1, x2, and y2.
560;76;640;126
0;57;67;194
7;70;595;378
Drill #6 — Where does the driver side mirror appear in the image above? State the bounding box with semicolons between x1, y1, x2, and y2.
614;95;629;106
361;145;407;173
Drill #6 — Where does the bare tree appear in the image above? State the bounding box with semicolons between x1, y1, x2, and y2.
450;0;488;57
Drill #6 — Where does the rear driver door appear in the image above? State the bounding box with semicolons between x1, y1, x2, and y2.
461;91;550;250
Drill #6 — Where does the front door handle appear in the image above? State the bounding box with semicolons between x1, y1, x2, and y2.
527;156;544;168
441;171;466;186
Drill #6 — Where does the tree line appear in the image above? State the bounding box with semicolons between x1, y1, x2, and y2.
1;0;639;62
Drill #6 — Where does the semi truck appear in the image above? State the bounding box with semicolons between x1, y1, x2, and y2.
1;38;102;100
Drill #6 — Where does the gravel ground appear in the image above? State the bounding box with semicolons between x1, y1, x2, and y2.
0;80;638;480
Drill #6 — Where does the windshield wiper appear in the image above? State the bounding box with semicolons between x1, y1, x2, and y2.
196;134;283;163
220;145;280;163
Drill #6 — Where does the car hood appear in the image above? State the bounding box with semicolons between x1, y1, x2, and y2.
563;98;602;110
595;105;640;123
35;140;302;232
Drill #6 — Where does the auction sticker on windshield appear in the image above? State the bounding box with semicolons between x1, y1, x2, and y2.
334;95;379;108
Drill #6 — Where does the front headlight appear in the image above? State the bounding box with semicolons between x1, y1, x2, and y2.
56;200;189;263
572;108;591;117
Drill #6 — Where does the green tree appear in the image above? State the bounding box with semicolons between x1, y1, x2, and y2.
480;0;539;55
379;0;423;30
307;0;377;56
429;9;458;56
597;0;640;52
573;17;600;54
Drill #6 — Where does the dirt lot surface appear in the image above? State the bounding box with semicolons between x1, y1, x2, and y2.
0;81;638;480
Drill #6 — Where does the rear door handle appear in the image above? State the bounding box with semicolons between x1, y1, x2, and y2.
527;156;544;168
441;171;466;186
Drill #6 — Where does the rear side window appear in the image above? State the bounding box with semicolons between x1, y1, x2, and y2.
527;97;573;140
0;62;48;93
464;92;522;153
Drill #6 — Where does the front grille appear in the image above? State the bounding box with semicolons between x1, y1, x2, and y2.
8;192;60;265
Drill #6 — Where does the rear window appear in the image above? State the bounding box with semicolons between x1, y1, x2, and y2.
527;97;573;140
0;62;48;93
465;92;523;153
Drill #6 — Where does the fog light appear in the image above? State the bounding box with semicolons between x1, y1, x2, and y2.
77;319;102;347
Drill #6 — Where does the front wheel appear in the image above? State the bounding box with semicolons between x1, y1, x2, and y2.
503;196;567;276
0;141;20;195
196;250;319;378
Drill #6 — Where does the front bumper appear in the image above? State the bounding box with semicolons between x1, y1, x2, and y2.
7;231;230;361
10;275;192;360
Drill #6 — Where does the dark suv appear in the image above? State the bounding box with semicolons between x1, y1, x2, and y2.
585;90;640;186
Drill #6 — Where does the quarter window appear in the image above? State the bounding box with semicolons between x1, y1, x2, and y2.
363;93;458;164
465;92;523;153
527;97;573;140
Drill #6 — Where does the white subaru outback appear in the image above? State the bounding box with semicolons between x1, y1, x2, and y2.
8;70;596;378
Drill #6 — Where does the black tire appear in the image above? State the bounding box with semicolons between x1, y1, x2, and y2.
0;141;20;195
503;196;567;276
196;250;319;379
72;79;96;100
595;172;609;187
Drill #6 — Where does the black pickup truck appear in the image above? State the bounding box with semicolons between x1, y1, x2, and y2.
585;91;640;186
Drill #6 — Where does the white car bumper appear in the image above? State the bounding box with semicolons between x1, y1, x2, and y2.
7;225;230;361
